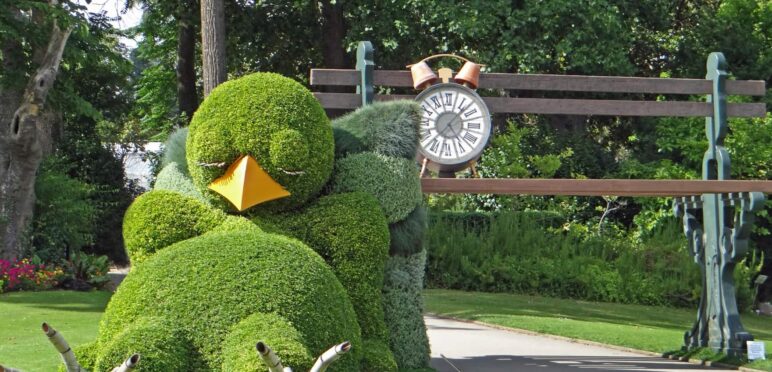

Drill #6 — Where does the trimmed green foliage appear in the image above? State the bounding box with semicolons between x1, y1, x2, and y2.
252;192;391;343
57;341;98;372
426;211;707;307
153;162;206;203
187;72;334;211
383;250;431;370
209;215;262;234
94;317;191;371
332;153;422;223
389;205;427;256
97;230;362;371
221;313;313;371
361;339;398;372
160;127;190;176
122;190;226;264
332;100;421;160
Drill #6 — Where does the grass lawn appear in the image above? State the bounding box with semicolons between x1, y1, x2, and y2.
0;290;112;371
2;289;770;371
425;289;772;371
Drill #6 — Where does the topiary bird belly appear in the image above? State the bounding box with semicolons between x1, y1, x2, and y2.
96;230;362;371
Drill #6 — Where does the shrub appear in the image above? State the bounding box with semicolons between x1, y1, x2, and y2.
425;210;703;307
253;192;390;344
28;160;97;262
160;127;190;176
0;258;65;292
361;339;398;372
389;205;427;256
332;100;421;160
383;250;431;370
57;342;98;372
221;313;313;371
187;72;334;211
95;317;191;371
331;152;422;223
122;190;226;264
96;230;362;371
55;118;136;264
153;162;207;203
61;252;111;290
208;215;262;235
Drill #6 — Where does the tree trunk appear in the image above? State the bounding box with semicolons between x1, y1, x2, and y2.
177;0;199;123
0;17;72;262
320;0;346;69
200;0;226;97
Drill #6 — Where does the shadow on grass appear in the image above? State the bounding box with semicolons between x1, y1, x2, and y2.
431;355;722;371
0;290;112;313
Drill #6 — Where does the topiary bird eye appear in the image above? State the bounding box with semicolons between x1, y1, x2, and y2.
270;129;309;175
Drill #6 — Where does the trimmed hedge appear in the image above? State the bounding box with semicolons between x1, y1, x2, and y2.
187;72;334;212
252;192;390;345
331;152;422;223
160;127;190;176
122;190;226;264
94;317;191;371
57;341;98;372
383;250;431;370
389;205;427;256
153;162;206;203
97;230;362;371
209;215;262;234
221;312;313;371
332;100;421;160
361;339;398;372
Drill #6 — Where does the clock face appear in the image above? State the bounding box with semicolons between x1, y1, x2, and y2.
415;83;492;171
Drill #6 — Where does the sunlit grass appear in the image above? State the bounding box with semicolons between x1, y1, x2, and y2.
425;289;772;371
0;291;112;371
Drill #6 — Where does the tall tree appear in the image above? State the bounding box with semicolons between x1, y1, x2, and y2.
0;0;73;261
201;0;226;96
177;0;199;122
320;0;346;69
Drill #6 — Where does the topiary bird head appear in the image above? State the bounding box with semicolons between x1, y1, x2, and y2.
186;72;334;212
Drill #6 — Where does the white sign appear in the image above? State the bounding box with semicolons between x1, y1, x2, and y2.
747;341;766;360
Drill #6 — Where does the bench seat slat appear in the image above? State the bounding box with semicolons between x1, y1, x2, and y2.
421;178;772;197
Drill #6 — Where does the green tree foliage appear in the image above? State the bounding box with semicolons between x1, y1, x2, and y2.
28;159;96;262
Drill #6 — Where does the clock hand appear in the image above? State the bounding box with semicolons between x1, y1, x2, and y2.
446;116;462;137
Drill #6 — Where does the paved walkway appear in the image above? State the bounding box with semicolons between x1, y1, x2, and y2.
426;316;734;372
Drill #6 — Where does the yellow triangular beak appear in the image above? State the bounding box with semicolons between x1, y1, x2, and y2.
208;155;291;211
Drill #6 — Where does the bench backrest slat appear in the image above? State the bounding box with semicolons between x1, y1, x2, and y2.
313;92;766;117
311;69;766;96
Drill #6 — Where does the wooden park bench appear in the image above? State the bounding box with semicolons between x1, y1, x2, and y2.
310;41;771;357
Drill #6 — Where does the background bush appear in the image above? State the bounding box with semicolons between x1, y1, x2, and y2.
424;210;726;308
27;159;97;262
